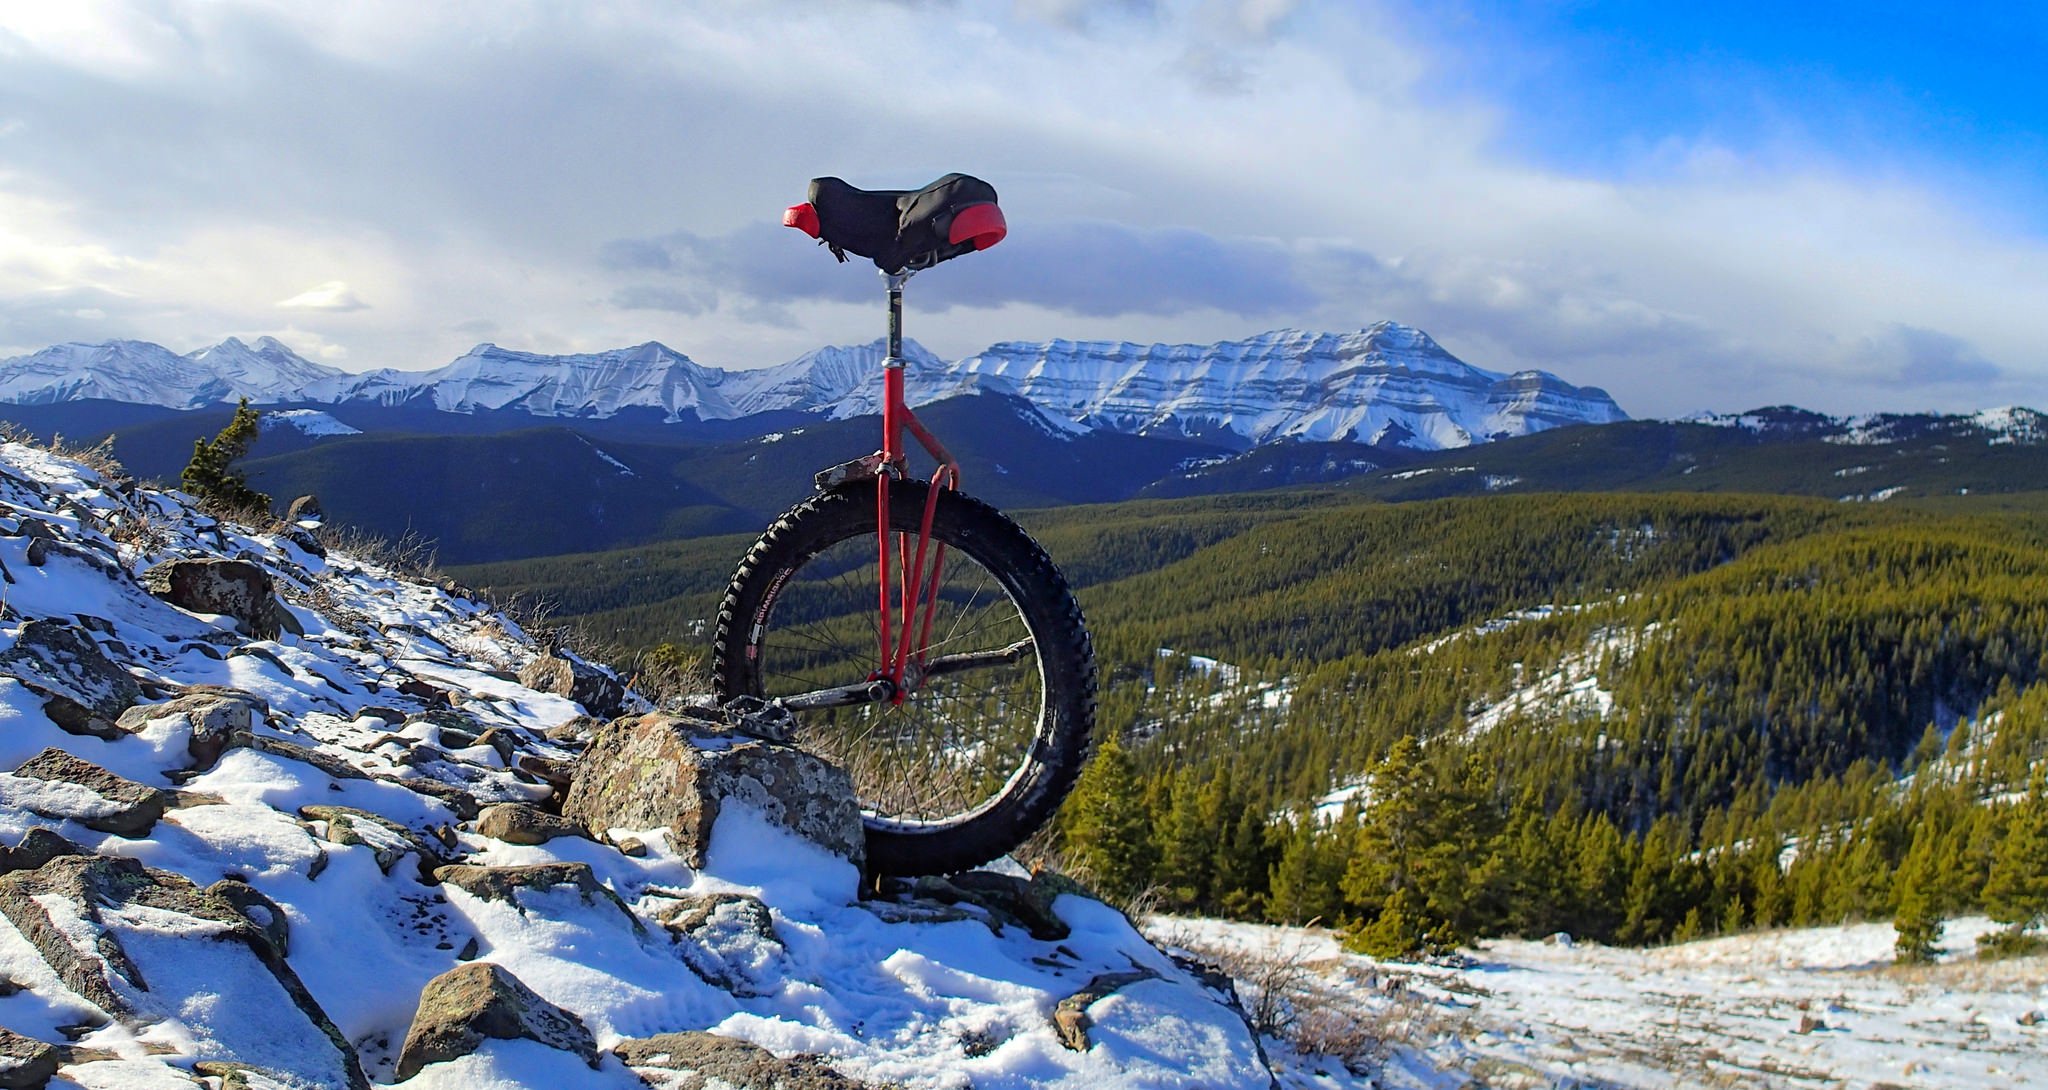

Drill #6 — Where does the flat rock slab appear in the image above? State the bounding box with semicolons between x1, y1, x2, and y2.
395;961;596;1080
0;856;367;1090
2;748;166;836
299;805;446;876
0;618;142;737
0;1026;57;1090
0;828;84;875
432;862;639;932
611;1031;870;1089
563;712;862;870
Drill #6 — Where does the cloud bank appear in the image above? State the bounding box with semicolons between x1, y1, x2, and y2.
0;0;2042;415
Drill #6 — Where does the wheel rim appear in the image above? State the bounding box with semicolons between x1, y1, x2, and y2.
747;530;1047;832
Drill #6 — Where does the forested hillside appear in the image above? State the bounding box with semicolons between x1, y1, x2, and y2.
455;488;2048;957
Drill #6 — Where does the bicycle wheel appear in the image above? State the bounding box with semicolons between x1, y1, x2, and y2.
713;480;1096;876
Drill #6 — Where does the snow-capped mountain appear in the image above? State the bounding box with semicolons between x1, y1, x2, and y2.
0;324;1629;451
938;323;1627;449
722;338;951;417
1682;404;2048;446
0;336;344;408
329;341;739;422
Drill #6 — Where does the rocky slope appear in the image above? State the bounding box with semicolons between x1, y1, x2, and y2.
0;440;1271;1088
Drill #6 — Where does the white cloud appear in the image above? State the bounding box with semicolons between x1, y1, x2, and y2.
276;281;369;312
0;0;2041;417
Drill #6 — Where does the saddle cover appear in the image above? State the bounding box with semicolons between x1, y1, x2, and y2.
787;173;1005;273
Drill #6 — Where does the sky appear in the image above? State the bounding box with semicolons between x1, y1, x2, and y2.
1;0;2043;418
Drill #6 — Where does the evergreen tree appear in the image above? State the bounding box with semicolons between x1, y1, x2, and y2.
1979;771;2048;955
181;397;271;514
1891;821;1945;964
1060;733;1156;903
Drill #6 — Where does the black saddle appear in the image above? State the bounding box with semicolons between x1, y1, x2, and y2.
784;173;1006;273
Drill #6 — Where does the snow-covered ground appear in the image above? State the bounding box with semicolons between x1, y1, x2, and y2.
0;440;1270;1088
1159;915;2047;1090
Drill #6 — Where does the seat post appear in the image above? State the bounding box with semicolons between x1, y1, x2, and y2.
883;270;910;367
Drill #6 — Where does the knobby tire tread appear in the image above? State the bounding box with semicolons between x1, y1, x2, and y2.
712;481;1096;876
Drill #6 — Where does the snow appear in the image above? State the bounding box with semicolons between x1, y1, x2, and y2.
1160;915;2048;1090
263;408;362;436
0;325;1630;452
0;438;1273;1086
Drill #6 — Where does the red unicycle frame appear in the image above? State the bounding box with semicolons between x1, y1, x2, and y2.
809;271;962;705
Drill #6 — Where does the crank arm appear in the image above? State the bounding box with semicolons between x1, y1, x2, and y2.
777;679;895;711
918;638;1035;680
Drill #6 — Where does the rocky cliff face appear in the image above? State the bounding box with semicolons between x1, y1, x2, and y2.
0;439;1273;1087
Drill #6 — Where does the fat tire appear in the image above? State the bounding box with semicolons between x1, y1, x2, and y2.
713;480;1096;876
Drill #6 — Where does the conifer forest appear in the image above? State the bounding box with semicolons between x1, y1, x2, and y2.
460;487;2048;959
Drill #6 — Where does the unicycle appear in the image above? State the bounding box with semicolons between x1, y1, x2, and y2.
711;175;1097;877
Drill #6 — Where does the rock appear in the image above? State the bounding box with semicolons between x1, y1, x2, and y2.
431;863;637;930
611;1032;868;1089
284;495;323;524
3;748;167;836
396;678;453;705
393;962;597;1080
206;879;291;955
235;734;370;782
562;712;863;870
658;893;785;998
518;651;627;720
0;855;367;1089
476;803;584;846
385;776;482;821
0;1026;58;1090
544;715;600;745
908;871;1079;942
195;1060;310;1090
614;835;647;857
0;828;84;874
1051;969;1158;1052
117;688;268;767
513;754;574;791
469;728;517;764
1794;1013;1825;1034
299;806;445;877
2019;1009;2042;1027
140;558;299;640
281;526;326;558
0;618;142;738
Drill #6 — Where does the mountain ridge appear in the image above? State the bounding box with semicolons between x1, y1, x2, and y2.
0;323;1627;452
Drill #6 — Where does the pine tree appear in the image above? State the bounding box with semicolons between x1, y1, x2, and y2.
1891;824;1945;964
1979;771;2048;956
181;397;271;514
1061;733;1156;903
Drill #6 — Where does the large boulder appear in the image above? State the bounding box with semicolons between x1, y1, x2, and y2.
0;618;142;738
141;558;300;640
116;687;269;767
2;748;166;836
562;712;863;869
517;650;627;719
0;856;367;1090
393;961;597;1080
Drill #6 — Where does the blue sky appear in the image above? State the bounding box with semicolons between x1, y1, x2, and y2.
1418;2;2047;221
0;0;2043;417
